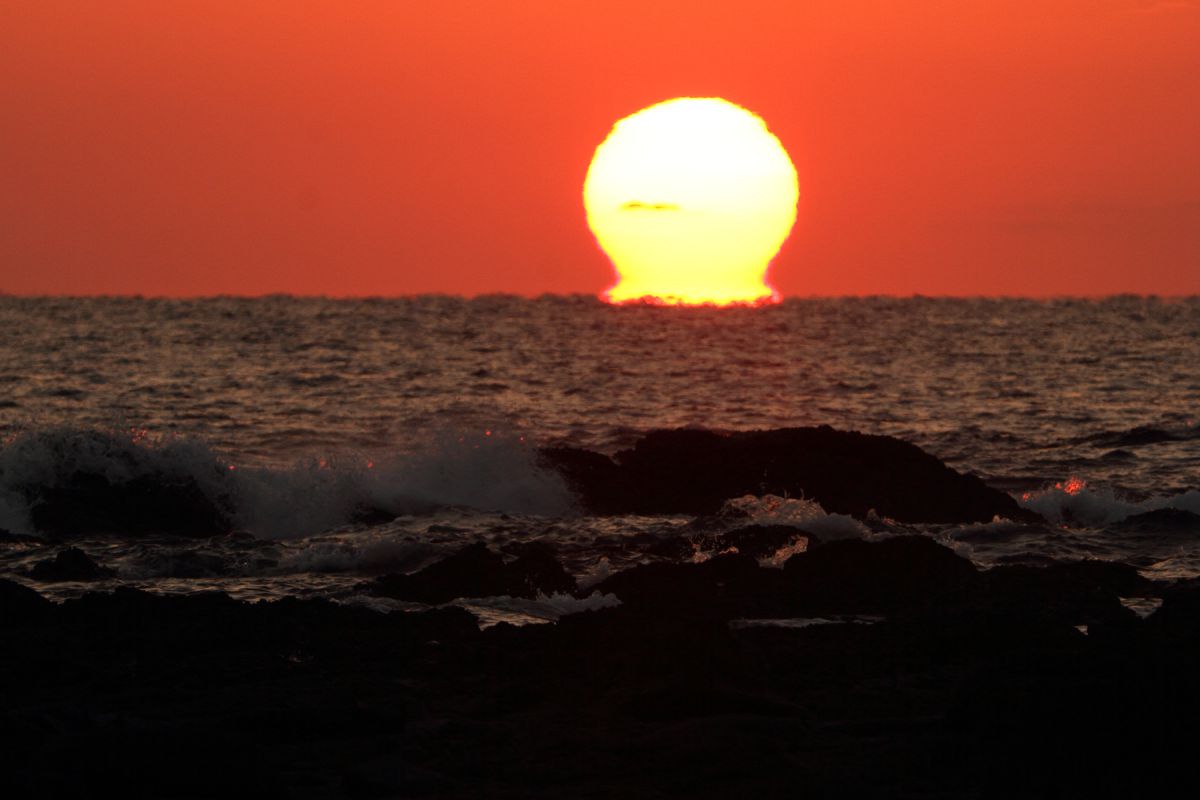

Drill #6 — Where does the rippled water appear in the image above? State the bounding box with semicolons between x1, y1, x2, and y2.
2;295;1199;600
4;295;1199;483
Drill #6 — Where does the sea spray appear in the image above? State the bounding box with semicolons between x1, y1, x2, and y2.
0;425;574;539
1019;480;1200;527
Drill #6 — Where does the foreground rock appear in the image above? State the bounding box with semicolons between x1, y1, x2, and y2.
540;426;1033;523
29;471;233;539
645;524;819;562
782;535;981;614
0;577;53;620
593;552;790;619
5;542;1197;799
369;542;576;603
28;547;116;582
5;428;234;539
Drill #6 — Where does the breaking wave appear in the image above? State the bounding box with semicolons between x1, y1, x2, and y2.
0;426;575;539
720;494;868;540
1017;479;1200;527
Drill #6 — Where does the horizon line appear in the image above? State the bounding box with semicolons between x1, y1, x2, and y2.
2;291;1198;302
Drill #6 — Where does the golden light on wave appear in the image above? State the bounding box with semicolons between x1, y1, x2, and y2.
584;97;799;306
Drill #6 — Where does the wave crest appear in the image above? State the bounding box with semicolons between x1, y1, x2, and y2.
0;426;575;539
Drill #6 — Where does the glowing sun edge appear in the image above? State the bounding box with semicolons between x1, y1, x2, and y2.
584;97;799;307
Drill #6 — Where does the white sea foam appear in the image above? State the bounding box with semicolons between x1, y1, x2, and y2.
455;591;621;628
720;494;868;540
758;537;812;568
1018;482;1200;527
578;556;615;589
236;430;574;538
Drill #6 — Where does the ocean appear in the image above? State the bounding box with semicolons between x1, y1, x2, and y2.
2;295;1199;621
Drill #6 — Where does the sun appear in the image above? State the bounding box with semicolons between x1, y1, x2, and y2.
583;97;799;306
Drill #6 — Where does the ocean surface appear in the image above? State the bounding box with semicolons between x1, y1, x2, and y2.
2;295;1199;622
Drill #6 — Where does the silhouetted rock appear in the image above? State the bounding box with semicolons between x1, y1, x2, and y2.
2;429;235;539
29;472;232;538
28;547;116;582
593;552;788;619
1147;583;1200;637
500;541;578;597
349;505;398;526
782;535;980;614
976;560;1150;627
541;426;1032;523
6;550;1200;798
711;524;818;559
343;756;451;797
1085;425;1183;448
0;528;42;544
145;549;230;578
1116;507;1200;534
643;525;817;562
370;542;577;603
0;578;50;623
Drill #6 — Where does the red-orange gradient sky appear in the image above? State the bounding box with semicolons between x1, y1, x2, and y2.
2;1;1198;297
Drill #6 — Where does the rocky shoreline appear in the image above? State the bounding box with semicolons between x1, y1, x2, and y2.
4;532;1199;798
539;426;1032;522
4;426;1198;797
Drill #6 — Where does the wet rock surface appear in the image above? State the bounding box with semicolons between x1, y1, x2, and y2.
27;547;116;582
541;426;1035;523
368;542;577;602
3;539;1197;798
28;472;232;539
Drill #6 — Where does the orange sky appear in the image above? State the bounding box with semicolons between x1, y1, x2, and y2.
2;1;1198;297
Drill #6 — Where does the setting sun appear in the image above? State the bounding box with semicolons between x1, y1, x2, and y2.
583;97;799;306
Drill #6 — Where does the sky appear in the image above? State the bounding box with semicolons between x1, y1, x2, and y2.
2;0;1198;297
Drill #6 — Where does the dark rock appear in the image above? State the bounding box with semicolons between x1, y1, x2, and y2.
370;542;576;603
536;444;624;507
2;428;235;538
371;543;505;603
500;541;577;597
28;547;116;582
641;533;695;560
147;550;229;578
782;535;980;614
644;525;817;562
711;524;818;559
1085;425;1181;448
49;587;480;655
621;685;803;722
30;472;232;538
540;426;1032;523
1147;583;1200;636
976;560;1150;627
593;552;788;619
343;757;451;797
5;552;1200;799
349;505;397;526
0;578;51;623
1116;507;1200;534
548;601;744;683
0;528;43;544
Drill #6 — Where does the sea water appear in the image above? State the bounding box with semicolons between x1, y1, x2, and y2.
2;295;1198;617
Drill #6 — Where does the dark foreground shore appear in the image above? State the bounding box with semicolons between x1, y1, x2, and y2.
4;425;1199;797
4;534;1200;799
